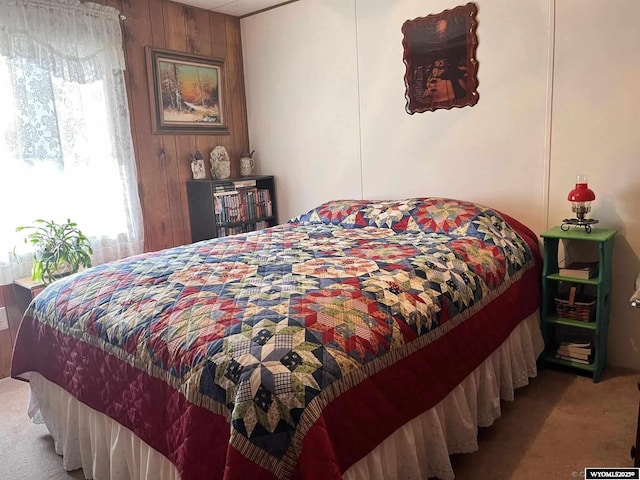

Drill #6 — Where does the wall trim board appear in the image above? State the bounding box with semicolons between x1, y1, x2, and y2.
0;285;11;379
240;1;299;19
354;0;363;200
542;0;556;232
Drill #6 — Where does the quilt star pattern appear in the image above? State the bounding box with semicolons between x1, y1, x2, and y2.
25;197;535;477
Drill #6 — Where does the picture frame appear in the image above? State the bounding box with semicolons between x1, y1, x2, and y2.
402;3;479;114
146;47;228;135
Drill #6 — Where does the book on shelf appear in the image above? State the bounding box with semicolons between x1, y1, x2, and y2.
212;182;235;193
559;337;591;345
558;261;598;279
557;345;590;360
214;196;223;223
213;189;239;197
558;342;591;353
211;186;272;226
556;334;593;362
258;189;272;217
555;354;591;365
233;179;257;189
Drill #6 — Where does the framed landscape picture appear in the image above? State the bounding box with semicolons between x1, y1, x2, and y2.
402;3;479;114
146;48;228;134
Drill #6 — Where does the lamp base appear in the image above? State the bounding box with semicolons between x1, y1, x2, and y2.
561;217;599;233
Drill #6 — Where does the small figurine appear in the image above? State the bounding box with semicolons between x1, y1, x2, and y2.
210;146;231;179
190;150;206;179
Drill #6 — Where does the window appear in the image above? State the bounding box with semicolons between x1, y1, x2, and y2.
0;0;143;284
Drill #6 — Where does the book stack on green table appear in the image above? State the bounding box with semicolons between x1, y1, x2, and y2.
558;261;599;279
556;340;592;364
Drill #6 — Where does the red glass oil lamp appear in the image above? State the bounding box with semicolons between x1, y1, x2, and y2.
561;174;598;233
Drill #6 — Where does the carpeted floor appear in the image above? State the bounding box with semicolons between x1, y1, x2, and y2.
0;367;638;480
0;375;84;480
450;366;638;479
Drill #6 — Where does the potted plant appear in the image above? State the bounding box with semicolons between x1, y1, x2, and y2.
16;219;93;285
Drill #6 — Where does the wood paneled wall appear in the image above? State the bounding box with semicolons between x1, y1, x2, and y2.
0;284;31;379
0;1;248;377
0;287;9;378
96;0;249;252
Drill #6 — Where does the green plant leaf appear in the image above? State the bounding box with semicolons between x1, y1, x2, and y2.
16;218;93;285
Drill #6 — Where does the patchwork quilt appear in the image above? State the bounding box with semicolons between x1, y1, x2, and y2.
11;198;541;480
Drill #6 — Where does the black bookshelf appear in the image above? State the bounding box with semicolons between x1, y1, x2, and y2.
186;175;277;242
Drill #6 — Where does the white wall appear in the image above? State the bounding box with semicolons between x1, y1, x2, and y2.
242;0;640;370
355;0;550;232
241;0;362;222
550;1;640;369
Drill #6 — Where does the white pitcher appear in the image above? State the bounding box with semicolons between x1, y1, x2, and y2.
240;150;255;177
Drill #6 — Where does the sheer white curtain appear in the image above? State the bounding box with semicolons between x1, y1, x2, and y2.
0;0;144;284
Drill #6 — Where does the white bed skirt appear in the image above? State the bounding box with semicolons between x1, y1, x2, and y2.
28;311;543;480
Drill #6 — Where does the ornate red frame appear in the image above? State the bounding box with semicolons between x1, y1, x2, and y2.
402;3;479;114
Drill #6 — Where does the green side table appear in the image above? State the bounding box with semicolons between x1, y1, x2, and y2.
540;226;617;382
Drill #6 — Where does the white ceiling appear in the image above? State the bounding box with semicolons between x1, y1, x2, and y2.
173;0;289;17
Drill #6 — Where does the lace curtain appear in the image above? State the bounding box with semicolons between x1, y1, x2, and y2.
0;0;144;284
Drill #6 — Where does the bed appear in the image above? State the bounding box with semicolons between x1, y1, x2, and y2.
11;197;543;480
